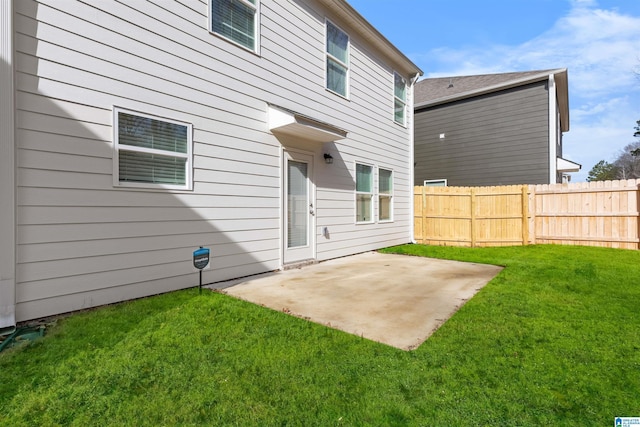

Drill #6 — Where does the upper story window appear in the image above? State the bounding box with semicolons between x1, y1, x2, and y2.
326;20;349;98
355;163;373;223
113;108;193;190
210;0;259;52
394;72;407;125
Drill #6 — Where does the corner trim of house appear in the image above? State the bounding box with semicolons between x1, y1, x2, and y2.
409;73;419;243
548;73;557;184
0;0;16;331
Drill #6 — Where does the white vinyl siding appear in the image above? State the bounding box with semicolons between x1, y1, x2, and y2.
355;163;373;223
114;108;193;190
12;0;417;322
325;20;349;98
379;168;393;221
209;0;259;52
394;72;407;125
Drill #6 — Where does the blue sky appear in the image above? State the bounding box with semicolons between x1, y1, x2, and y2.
348;0;640;182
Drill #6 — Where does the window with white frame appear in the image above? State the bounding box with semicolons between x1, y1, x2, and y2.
210;0;258;52
355;163;373;223
394;72;407;125
114;108;193;190
424;179;447;187
326;20;349;97
379;168;393;221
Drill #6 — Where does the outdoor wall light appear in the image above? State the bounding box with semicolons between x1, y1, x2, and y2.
324;153;334;164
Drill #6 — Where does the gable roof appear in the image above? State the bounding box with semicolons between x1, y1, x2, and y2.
415;69;569;132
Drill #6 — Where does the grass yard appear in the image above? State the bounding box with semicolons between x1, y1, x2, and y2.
1;245;639;426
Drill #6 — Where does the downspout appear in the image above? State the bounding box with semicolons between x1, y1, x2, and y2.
548;73;557;184
409;72;420;244
0;0;16;334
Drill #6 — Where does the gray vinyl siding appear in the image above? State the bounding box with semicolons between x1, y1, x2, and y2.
414;81;550;187
13;0;414;321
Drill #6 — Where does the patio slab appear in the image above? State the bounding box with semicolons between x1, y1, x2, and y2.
213;252;503;350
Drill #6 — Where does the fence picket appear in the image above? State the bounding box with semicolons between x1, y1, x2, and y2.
414;179;640;249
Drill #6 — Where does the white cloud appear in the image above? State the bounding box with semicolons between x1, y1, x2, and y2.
571;0;597;7
418;0;640;182
565;95;638;181
525;6;640;96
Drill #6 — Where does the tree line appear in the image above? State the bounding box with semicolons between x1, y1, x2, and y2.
587;120;640;181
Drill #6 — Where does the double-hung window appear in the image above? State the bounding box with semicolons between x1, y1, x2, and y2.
379;168;393;221
114;108;193;190
326;21;349;98
394;72;407;125
355;163;373;223
210;0;258;52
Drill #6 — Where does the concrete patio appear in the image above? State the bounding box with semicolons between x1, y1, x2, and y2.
213;252;503;350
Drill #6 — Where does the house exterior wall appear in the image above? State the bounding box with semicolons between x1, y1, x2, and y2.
12;0;417;322
414;81;550;187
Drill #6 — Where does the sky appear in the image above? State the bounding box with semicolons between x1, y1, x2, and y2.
348;0;640;182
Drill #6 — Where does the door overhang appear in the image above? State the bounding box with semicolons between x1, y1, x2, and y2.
268;105;347;143
557;157;581;173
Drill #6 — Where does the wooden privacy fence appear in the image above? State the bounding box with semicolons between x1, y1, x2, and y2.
414;179;640;249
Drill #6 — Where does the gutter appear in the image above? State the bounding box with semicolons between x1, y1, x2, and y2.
548;73;557;183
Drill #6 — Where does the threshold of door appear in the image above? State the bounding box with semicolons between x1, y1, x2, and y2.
283;259;317;270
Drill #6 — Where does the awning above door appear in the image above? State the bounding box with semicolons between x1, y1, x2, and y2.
557;157;581;173
268;105;347;143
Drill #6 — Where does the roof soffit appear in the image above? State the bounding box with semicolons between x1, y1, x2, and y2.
557;156;581;172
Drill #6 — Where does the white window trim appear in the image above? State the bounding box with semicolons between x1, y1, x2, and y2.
355;162;374;224
378;167;394;223
208;0;260;55
325;19;350;99
113;107;194;191
424;179;448;187
393;71;407;126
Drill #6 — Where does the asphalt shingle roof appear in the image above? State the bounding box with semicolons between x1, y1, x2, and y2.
414;69;562;105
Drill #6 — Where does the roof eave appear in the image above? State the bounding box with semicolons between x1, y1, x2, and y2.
415;68;569;114
554;69;570;132
317;0;423;78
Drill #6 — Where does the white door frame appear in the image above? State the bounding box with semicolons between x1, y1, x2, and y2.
282;148;316;266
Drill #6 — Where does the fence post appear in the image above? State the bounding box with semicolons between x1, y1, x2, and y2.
470;188;476;248
529;185;536;245
521;185;529;246
421;186;427;245
637;183;640;250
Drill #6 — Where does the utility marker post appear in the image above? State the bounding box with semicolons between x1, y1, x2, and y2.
193;247;210;294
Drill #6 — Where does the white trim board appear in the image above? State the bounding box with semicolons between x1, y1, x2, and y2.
0;0;16;331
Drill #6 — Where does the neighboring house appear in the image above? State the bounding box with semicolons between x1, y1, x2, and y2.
413;69;580;187
0;0;422;330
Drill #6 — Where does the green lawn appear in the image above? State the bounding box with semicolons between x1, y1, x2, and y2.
1;245;639;426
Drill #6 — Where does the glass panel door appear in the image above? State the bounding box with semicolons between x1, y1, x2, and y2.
287;160;308;248
283;151;314;264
